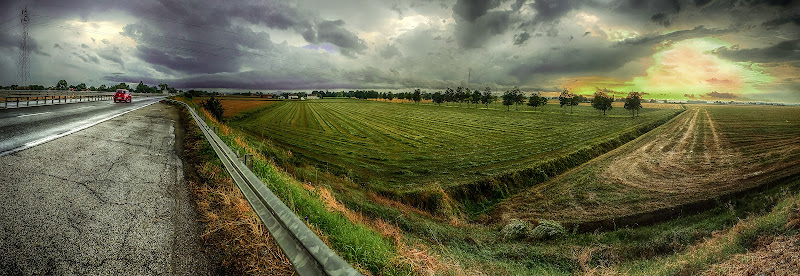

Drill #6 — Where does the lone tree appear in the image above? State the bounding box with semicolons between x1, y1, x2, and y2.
203;96;225;121
481;86;492;108
527;92;547;111
387;91;394;102
592;91;614;115
624;91;643;117
502;90;515;111
512;86;524;111
559;89;575;113
412;89;422;104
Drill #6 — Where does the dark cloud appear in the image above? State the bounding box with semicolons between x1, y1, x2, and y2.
510;45;650;78
513;32;530;45
694;0;714;7
703;91;739;99
529;0;578;23
745;0;799;7
622;25;731;46
81;44;89;49
224;1;368;57
684;93;696;98
308;20;368;57
761;15;800;29
135;44;238;74
714;39;800;62
511;0;527;11
650;13;671;27
454;10;513;48
53;43;62;49
453;0;503;22
74;52;99;64
97;47;124;67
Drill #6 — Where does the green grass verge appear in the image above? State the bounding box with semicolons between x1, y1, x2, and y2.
173;98;411;275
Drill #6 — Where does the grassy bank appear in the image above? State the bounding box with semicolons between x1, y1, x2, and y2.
170;100;294;275
172;97;414;275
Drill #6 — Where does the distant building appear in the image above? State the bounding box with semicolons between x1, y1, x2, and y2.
288;95;299;99
261;94;275;99
306;95;319;100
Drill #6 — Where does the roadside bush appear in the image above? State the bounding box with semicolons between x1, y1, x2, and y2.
530;220;567;241
501;219;532;240
203;96;225;121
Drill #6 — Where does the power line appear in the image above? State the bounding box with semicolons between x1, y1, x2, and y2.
0;13;22;26
0;22;21;33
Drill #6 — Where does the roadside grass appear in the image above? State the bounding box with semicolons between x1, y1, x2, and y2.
610;180;800;275
172;100;294;275
173;97;414;275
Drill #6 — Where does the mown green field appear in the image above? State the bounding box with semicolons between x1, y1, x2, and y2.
231;99;681;197
187;96;800;275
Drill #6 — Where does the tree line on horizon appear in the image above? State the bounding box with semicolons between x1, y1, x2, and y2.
311;86;645;117
1;80;179;94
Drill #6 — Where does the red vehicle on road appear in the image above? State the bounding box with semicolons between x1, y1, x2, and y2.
114;89;131;103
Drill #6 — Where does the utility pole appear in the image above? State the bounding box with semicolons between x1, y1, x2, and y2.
18;6;30;87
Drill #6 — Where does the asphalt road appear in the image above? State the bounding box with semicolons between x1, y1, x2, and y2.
0;96;164;156
0;102;211;274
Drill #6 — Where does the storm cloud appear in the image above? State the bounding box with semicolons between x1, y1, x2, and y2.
0;0;797;102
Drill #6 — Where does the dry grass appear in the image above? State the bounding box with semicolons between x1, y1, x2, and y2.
192;97;278;118
180;103;295;275
705;234;800;275
219;100;278;118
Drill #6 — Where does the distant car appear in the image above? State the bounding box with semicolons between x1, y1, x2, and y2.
114;89;131;103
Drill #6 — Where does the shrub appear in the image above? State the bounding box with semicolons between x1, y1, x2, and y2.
530;220;567;241
501;219;532;240
203;96;225;121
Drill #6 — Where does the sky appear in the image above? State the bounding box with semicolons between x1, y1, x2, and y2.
0;0;798;102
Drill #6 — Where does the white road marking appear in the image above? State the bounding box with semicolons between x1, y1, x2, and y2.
17;112;51;118
0;99;162;157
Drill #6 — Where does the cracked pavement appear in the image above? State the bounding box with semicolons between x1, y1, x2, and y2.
0;103;212;275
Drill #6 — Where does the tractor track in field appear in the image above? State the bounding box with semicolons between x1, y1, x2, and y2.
601;108;744;194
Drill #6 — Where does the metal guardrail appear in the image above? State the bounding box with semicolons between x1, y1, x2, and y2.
0;90;170;109
166;99;360;276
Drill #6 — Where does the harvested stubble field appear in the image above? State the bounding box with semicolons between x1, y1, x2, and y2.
231;99;682;208
496;104;800;228
191;97;279;118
